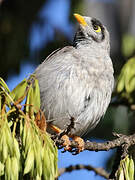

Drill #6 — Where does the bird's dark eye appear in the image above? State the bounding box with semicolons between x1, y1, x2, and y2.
93;24;101;33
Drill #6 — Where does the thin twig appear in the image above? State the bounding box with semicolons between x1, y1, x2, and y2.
59;164;109;179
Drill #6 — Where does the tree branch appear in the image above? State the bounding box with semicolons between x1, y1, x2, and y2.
56;133;135;152
56;133;135;179
59;164;109;179
55;131;134;175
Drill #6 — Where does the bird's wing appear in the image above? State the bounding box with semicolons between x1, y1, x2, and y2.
35;45;77;115
42;46;74;63
45;48;62;62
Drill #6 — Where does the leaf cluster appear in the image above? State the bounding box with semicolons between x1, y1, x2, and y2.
116;155;134;180
0;76;58;180
117;57;135;103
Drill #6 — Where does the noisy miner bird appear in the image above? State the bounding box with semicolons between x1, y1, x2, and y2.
35;13;114;151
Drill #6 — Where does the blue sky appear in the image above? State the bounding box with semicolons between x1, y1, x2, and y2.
29;0;73;52
58;140;114;180
7;0;114;179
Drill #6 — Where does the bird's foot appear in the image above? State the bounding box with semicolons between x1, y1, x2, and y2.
61;135;72;152
72;135;85;154
61;135;84;154
48;124;84;154
48;124;71;151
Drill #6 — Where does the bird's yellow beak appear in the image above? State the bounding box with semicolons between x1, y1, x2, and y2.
74;13;88;26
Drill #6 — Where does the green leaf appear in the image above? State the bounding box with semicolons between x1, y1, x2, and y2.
0;78;11;94
122;34;135;57
123;156;130;180
5;156;12;180
42;134;58;180
119;168;125;180
117;77;125;93
0;95;1;113
11;157;19;180
33;141;42;177
128;156;134;180
5;123;14;156
13;138;20;161
0;78;13;106
11;78;27;102
32;79;41;112
25;86;33;116
43;146;51;180
24;147;34;175
116;57;135;102
2;140;8;163
8;121;13;127
0;161;4;176
128;77;135;93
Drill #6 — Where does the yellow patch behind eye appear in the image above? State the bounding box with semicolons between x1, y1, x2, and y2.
95;26;101;33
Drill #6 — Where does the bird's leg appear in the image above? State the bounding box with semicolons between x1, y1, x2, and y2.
48;123;62;134
48;124;84;153
48;124;71;151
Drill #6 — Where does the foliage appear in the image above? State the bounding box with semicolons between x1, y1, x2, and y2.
0;77;58;180
122;34;135;57
117;57;135;103
116;155;134;180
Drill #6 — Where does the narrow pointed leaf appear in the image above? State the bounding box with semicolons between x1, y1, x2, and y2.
24;147;34;175
33;79;40;112
11;79;27;102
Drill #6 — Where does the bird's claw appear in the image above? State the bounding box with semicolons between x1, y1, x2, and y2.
61;135;72;151
72;136;85;154
61;135;85;154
